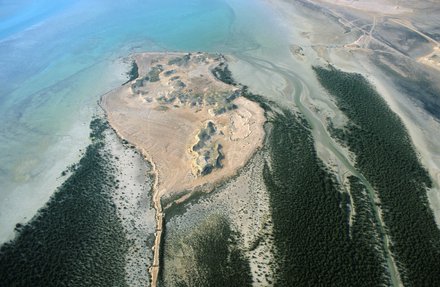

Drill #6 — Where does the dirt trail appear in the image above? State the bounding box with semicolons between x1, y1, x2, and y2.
145;155;162;287
389;18;439;46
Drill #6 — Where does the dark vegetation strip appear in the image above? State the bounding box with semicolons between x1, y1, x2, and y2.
0;118;128;287
162;214;252;287
212;63;235;86
314;66;440;286
212;63;389;286
347;175;390;271
262;106;388;286
122;60;139;85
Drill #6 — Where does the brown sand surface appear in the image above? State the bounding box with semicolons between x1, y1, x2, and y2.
102;52;265;201
101;52;265;287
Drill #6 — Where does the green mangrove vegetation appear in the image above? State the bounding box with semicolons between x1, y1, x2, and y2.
0;118;128;286
212;63;235;86
212;61;395;286
314;66;440;286
161;214;252;287
123;60;139;85
263;106;389;286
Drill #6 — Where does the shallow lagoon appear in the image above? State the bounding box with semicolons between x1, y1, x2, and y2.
0;0;282;243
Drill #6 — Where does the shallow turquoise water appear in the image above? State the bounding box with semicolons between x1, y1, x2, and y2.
0;0;283;242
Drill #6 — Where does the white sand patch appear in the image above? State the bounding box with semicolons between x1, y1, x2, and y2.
105;129;156;286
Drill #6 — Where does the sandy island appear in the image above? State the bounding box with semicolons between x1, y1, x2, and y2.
101;52;265;286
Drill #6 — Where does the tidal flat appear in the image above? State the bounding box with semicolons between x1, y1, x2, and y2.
2;0;440;285
314;66;440;286
0;118;156;286
259;98;390;286
161;150;274;286
0;119;128;286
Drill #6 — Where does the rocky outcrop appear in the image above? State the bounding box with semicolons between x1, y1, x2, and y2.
191;121;224;176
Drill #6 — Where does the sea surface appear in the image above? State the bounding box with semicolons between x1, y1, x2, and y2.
0;0;283;243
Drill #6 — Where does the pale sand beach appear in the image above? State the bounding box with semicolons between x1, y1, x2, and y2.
104;127;156;286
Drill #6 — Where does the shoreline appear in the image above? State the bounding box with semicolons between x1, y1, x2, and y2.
0;116;92;244
104;126;156;286
0;117;129;285
0;57;131;245
99;97;163;287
